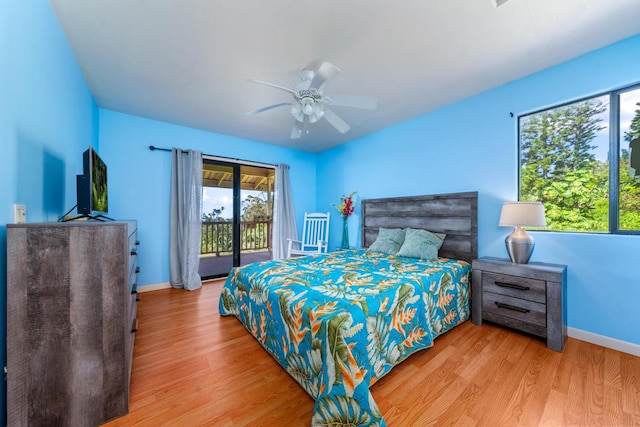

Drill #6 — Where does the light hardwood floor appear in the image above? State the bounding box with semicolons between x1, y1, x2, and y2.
104;280;640;426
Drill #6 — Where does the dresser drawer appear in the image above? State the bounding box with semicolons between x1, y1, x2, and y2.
128;256;138;293
482;271;546;304
128;229;139;255
129;292;138;326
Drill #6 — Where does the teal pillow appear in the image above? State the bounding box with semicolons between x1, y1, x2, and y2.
396;228;446;260
367;228;406;255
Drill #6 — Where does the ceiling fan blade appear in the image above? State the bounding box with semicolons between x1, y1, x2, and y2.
329;94;378;110
323;108;351;134
247;79;296;95
310;62;340;91
246;102;292;116
290;120;303;139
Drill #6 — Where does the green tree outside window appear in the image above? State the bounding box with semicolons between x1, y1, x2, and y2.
519;87;640;233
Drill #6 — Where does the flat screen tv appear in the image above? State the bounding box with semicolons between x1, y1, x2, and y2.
76;147;109;218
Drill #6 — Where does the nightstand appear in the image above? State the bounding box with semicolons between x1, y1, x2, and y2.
471;257;567;352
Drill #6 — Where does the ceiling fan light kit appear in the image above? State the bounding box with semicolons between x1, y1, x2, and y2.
247;61;378;139
291;89;325;123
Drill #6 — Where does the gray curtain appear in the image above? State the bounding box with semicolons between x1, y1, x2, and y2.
272;164;298;260
169;148;203;291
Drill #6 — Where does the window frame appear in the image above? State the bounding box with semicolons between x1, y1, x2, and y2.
517;82;640;236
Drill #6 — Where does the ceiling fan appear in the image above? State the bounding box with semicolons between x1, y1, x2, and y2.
246;62;378;139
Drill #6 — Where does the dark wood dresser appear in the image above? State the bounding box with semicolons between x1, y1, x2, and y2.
471;257;567;352
6;220;139;426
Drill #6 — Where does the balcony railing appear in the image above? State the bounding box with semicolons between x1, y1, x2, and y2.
201;220;271;256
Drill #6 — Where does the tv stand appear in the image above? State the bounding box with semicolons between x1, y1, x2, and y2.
64;213;114;222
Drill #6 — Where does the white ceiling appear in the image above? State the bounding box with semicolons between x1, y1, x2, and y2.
49;0;640;153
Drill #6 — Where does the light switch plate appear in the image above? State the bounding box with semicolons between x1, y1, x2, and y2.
13;204;26;224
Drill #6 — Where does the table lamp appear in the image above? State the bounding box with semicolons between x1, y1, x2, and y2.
498;201;546;264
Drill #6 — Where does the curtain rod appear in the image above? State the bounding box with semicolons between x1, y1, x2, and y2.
148;145;277;168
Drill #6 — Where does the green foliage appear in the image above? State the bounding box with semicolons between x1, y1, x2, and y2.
520;97;640;232
619;150;640;230
200;192;273;254
241;194;270;221
624;101;640;187
202;206;228;222
533;166;608;231
520;100;602;179
624;101;640;142
201;206;232;254
241;194;271;249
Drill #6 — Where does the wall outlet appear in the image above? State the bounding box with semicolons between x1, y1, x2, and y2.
13;204;26;224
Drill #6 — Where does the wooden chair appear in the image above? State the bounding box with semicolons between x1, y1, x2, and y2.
287;212;330;257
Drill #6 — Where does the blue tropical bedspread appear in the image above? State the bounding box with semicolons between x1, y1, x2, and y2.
218;249;471;426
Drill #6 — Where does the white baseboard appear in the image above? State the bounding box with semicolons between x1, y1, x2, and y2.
568;327;640;357
138;282;171;293
137;278;224;293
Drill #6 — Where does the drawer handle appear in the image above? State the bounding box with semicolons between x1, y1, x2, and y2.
135;240;140;246
136;267;140;274
495;281;529;291
131;318;138;333
130;250;137;256
495;301;530;313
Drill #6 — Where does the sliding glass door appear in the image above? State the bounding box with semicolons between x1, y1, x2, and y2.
198;159;274;279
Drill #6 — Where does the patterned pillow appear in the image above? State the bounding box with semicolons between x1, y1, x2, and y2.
367;228;406;255
396;228;446;260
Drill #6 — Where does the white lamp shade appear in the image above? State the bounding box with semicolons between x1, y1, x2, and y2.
499;201;546;227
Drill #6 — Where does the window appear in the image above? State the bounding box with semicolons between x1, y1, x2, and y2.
618;89;640;230
518;85;640;233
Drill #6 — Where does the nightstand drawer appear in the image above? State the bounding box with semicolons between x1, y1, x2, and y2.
482;291;546;327
482;271;546;304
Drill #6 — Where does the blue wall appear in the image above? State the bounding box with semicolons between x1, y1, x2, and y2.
99;110;317;287
0;0;99;420
317;35;640;346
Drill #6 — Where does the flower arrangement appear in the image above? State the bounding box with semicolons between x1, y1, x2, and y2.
335;191;356;249
335;191;356;218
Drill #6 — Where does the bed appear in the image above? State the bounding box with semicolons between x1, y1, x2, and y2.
219;191;478;426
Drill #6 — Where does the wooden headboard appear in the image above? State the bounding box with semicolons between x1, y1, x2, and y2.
361;191;478;263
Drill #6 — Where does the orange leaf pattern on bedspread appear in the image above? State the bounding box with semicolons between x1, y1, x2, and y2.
219;249;471;427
